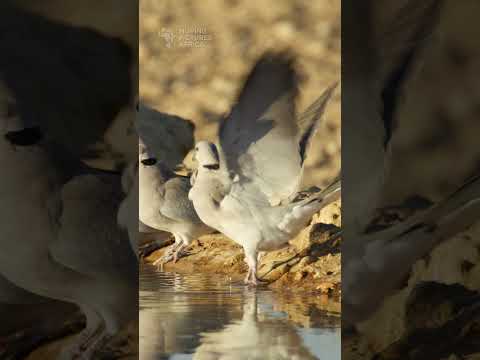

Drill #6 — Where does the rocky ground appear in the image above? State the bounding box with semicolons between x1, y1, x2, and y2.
144;199;341;297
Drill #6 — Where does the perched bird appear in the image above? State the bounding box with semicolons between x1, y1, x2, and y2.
0;120;138;359
119;102;197;259
342;173;480;327
125;103;206;262
117;153;177;259
139;139;214;265
188;53;339;285
341;0;480;328
0;3;137;358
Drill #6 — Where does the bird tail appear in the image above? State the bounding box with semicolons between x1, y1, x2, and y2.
301;176;341;208
298;83;338;165
278;177;341;233
371;174;480;242
344;174;480;326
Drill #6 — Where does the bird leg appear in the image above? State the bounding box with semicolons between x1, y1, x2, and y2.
244;254;260;286
173;243;189;263
73;326;111;360
153;241;191;267
57;320;105;360
152;242;180;267
244;266;257;286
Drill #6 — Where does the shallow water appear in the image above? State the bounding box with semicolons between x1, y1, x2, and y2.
140;264;340;360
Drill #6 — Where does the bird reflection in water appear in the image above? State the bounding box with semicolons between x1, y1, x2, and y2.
139;266;340;360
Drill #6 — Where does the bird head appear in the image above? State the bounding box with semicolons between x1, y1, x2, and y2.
138;139;157;166
193;141;220;170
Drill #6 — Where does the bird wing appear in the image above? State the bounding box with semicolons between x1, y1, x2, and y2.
160;176;203;225
136;104;195;169
218;53;302;206
219;54;336;206
297;84;338;165
49;173;137;279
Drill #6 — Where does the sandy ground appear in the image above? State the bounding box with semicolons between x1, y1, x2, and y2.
139;0;341;190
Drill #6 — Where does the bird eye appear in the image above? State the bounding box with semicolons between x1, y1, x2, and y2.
141;158;157;166
4;127;43;146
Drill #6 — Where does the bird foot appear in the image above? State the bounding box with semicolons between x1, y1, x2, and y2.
152;245;176;268
243;267;268;286
152;248;190;268
244;276;258;286
58;325;109;360
152;254;172;269
173;248;190;263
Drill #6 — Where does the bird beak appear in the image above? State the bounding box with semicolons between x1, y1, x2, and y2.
174;163;188;173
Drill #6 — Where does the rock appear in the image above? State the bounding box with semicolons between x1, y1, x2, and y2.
313;201;341;226
261;263;289;282
316;282;335;294
290;256;314;272
294;271;307;281
273;21;295;41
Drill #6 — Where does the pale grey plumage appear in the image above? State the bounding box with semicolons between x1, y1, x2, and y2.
134;104;205;240
189;53;339;285
0;273;47;305
340;0;480;329
343;174;480;327
0;130;137;359
0;4;137;357
139;139;213;264
118;160;140;257
119;103;197;259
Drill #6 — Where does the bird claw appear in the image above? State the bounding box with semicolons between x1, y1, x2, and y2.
152;247;190;268
173;249;190;263
244;267;268;286
59;325;110;360
152;245;176;268
153;254;172;267
244;276;258;286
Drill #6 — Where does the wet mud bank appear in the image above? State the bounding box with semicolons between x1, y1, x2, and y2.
143;200;342;298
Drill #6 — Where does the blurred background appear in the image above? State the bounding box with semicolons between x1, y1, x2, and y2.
139;0;340;189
